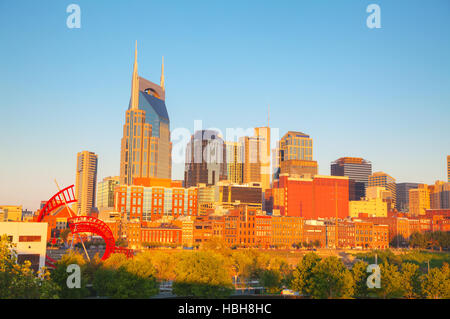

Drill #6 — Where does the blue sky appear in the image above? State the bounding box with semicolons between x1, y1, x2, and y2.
0;0;449;210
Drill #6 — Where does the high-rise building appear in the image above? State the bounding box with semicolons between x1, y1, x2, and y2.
184;130;227;187
447;155;450;182
241;135;262;186
429;181;450;210
274;131;318;180
120;43;171;185
97;176;120;209
331;157;372;200
75;151;98;216
254;126;271;190
409;184;430;217
368;172;396;208
225;142;243;184
396;183;419;212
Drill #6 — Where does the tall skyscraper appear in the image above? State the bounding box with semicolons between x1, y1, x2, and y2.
241;135;262;186
331;157;372;200
75;151;98;216
273;131;318;180
254;126;271;190
447;155;449;182
225;141;243;184
368;172;396;208
97;176;120;209
429;180;450;209
409;184;430;217
396;182;418;212
184;130;227;187
120;43;172;185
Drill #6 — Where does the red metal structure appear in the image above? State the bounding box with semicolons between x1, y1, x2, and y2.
37;185;77;222
68;215;133;260
39;185;133;261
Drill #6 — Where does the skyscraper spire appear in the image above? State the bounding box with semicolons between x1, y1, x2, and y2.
160;56;165;91
130;41;139;110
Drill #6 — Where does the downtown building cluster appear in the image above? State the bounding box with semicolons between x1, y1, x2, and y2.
6;45;449;258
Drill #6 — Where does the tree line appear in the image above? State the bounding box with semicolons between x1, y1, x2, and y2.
1;235;449;299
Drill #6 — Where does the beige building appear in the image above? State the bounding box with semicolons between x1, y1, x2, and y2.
174;216;194;247
225;142;243;184
75;151;98;216
429;180;450;209
254;126;271;190
241;135;262;186
0;222;47;271
349;198;387;218
409;184;430;217
120;44;171;185
349;186;388;218
274;131;318;180
0;205;22;221
368;172;397;208
97;176;120;209
447;155;450;182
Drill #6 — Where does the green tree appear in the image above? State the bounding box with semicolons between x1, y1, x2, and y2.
93;266;158;298
421;263;450;299
173;251;233;298
203;236;230;254
376;263;404;299
351;260;369;298
0;235;60;299
309;256;354;299
290;253;321;296
50;251;90;298
230;250;253;287
409;232;427;249
260;269;282;294
401;262;421;298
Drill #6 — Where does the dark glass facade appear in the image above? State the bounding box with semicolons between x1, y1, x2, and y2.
184;130;227;187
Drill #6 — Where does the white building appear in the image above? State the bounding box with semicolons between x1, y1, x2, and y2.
0;222;47;271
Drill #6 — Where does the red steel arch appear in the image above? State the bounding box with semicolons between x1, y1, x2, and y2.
37;185;77;222
39;185;133;260
68;216;133;260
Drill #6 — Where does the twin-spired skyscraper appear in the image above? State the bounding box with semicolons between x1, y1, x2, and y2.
120;43;172;185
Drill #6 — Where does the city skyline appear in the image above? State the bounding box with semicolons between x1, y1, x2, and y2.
1;1;450;210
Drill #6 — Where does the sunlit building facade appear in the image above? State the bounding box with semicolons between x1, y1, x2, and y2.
225;141;243;184
97;176;120;209
184;130;227;187
396;182;419;212
368;172;396;208
331;157;372;200
120;44;171;185
409;184;430;217
75;151;98;216
115;180;198;222
274;131;318;180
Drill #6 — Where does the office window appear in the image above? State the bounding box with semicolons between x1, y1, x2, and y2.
19;236;41;242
